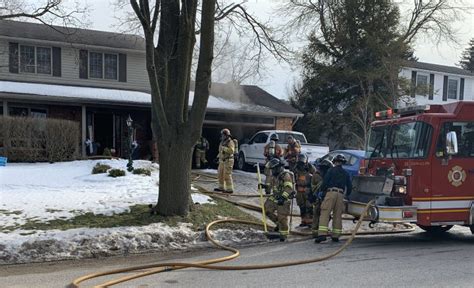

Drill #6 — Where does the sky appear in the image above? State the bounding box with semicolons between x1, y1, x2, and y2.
86;0;474;100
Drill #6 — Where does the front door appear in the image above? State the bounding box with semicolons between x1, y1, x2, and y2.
430;121;474;224
93;113;114;155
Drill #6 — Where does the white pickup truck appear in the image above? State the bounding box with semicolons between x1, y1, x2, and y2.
237;130;329;170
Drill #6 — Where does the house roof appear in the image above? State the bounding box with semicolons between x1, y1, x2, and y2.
0;20;145;51
403;61;474;77
0;81;302;117
208;82;302;115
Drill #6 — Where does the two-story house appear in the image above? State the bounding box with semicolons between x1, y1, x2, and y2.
399;61;474;106
0;21;302;160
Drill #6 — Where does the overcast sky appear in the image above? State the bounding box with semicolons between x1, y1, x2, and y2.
87;0;474;100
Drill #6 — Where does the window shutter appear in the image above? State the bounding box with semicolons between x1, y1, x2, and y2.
79;49;88;79
9;42;19;74
442;76;448;101
460;78;465;100
411;71;417;97
429;74;434;100
119;53;127;82
52;47;62;77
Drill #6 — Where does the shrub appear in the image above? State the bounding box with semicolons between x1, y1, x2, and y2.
103;148;112;157
92;163;111;174
108;169;126;178
132;168;151;176
0;116;80;162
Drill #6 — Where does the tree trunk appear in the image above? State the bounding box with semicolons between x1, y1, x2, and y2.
156;141;193;216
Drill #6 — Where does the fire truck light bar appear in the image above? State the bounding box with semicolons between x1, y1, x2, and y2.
375;105;430;119
395;105;430;116
375;109;393;119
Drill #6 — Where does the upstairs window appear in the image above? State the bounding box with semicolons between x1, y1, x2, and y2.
448;78;458;99
19;45;51;74
20;45;35;73
89;52;118;80
416;74;428;87
89;52;103;78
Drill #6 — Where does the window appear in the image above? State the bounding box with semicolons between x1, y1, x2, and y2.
104;54;118;79
416;74;428;88
36;47;51;74
438;122;474;157
252;133;269;144
89;52;103;78
448;78;458;99
8;107;47;118
89;52;118;80
20;45;35;73
30;108;47;118
9;107;28;117
367;122;433;159
19;45;52;74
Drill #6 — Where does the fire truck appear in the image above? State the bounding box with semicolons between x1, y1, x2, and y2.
347;102;474;234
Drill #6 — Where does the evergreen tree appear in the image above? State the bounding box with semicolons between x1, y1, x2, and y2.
459;39;474;72
291;0;410;148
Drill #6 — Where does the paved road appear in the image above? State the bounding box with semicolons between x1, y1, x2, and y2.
2;226;474;288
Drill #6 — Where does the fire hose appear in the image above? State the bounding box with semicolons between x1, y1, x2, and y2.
71;172;415;287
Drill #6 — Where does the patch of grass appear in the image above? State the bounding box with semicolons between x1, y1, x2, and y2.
0;209;23;216
45;209;63;213
16;198;259;232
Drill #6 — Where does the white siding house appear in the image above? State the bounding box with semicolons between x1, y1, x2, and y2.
399;61;474;106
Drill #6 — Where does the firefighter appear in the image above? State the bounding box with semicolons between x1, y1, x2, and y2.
214;128;235;194
309;159;334;238
315;154;352;243
263;134;283;195
294;153;317;227
284;135;301;171
194;135;209;169
259;158;296;241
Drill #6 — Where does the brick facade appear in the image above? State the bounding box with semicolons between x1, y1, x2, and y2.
275;117;293;131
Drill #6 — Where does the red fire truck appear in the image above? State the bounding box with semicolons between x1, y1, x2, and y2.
347;102;474;234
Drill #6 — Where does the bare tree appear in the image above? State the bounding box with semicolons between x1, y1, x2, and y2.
129;0;285;216
0;0;88;26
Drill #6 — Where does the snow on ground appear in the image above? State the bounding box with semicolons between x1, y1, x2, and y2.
0;160;227;264
0;159;212;228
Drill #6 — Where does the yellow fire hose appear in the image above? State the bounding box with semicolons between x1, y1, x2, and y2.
72;199;376;288
71;171;415;287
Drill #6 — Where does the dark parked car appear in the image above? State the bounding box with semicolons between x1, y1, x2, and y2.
313;150;366;178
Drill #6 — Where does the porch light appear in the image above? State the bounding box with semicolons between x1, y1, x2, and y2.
126;115;133;127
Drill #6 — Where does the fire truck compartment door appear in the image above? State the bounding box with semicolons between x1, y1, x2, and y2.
350;176;393;204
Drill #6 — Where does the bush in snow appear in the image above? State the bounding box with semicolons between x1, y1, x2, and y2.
108;169;126;178
92;163;111;174
0;116;80;162
103;148;112;157
132;168;151;176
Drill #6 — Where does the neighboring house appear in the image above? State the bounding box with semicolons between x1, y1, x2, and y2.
399;61;474;106
0;21;302;160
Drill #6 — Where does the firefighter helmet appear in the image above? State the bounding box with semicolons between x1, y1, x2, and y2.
318;159;334;169
270;134;279;141
333;154;347;164
221;128;231;136
266;158;282;169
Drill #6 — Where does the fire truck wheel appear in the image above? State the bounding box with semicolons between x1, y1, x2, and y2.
470;226;474;235
418;225;453;234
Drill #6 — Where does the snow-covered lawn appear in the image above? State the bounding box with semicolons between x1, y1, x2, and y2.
0;159;229;264
0;159;213;229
